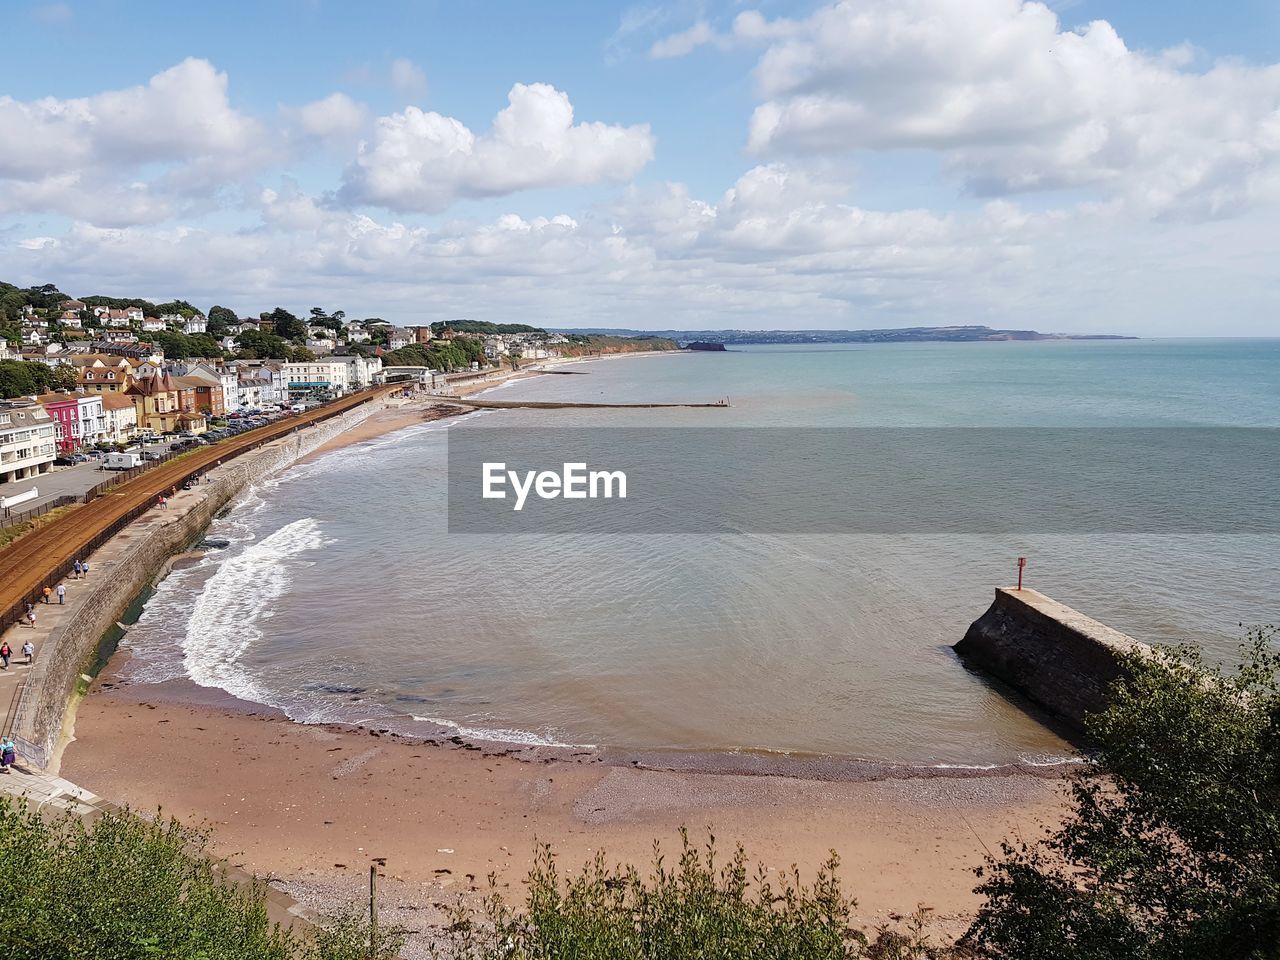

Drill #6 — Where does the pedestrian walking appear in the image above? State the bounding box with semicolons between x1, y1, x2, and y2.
56;583;66;604
82;560;90;577
1;737;16;774
0;642;10;669
73;559;83;578
41;585;51;604
25;609;35;628
22;641;34;664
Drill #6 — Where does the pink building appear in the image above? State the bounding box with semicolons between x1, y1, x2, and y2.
36;392;106;452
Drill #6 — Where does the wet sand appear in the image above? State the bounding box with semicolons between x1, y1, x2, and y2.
63;675;1069;945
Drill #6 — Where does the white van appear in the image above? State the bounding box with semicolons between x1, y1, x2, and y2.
105;452;143;470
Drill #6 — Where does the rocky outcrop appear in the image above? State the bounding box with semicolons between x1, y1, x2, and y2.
954;588;1153;733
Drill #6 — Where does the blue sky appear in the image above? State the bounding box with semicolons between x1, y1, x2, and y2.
3;0;1280;334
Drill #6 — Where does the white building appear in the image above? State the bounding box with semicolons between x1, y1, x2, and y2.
142;318;166;332
181;316;208;335
100;393;139;443
339;354;383;389
0;400;58;484
281;360;350;398
387;329;412;350
304;337;336;355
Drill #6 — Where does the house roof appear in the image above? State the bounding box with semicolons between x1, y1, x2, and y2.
100;393;136;411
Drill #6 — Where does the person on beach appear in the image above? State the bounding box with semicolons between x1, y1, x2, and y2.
25;609;35;628
1;737;16;773
73;560;83;578
56;583;66;604
22;641;34;664
82;560;90;577
158;494;166;509
0;642;10;669
41;585;51;604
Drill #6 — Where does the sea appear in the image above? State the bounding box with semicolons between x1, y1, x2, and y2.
119;339;1280;768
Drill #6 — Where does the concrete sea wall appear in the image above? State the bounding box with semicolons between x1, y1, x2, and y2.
12;403;378;769
954;587;1154;733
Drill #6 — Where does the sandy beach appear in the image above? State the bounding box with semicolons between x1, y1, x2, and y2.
61;674;1068;949
53;349;1073;951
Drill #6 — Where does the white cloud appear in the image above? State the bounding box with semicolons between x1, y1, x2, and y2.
649;11;801;58
294;92;369;142
340;83;655;212
389;58;428;100
656;0;1280;220
0;58;268;224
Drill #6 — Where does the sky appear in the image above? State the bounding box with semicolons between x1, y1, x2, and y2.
2;0;1279;335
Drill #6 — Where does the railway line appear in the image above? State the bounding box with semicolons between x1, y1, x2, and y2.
0;388;390;632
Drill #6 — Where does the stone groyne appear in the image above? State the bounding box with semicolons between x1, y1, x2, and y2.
954;587;1154;733
11;402;379;770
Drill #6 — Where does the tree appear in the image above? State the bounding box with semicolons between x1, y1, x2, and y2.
966;629;1280;960
235;329;293;360
48;365;78;391
262;307;305;342
208;305;238;336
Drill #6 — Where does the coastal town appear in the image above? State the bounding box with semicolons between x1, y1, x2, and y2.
0;281;674;501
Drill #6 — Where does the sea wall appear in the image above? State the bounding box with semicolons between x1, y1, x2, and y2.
954;587;1153;733
12;403;379;770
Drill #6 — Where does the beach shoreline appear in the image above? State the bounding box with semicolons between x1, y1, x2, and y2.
62;671;1070;947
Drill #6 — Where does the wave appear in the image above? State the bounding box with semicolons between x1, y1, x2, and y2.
411;714;595;749
180;517;330;703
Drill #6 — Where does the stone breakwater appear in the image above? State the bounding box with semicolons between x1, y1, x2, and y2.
11;403;378;770
954;587;1154;733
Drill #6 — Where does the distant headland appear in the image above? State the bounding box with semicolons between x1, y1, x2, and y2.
551;325;1136;346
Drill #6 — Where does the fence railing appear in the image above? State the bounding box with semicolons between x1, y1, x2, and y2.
0;495;79;531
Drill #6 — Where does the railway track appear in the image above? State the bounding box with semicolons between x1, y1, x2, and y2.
0;388;390;631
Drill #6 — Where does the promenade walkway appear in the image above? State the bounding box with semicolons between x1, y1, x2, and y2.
0;468;225;752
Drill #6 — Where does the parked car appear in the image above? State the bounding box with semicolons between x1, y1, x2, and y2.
144;451;164;461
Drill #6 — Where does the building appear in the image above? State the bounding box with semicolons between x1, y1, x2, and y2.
126;371;181;434
411;325;434;344
142;318;166;332
100;392;139;443
76;365;132;394
181;316;208;335
339;354;382;389
0;399;58;484
36;392;106;452
233;361;285;407
305;337;336;355
280;360;350;398
171;373;225;418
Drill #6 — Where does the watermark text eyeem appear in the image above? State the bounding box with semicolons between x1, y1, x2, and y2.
482;462;627;511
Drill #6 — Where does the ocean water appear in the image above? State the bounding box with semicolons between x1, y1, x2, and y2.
121;340;1280;765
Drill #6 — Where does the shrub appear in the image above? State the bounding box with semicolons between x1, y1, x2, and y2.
965;628;1280;959
437;828;959;960
0;799;401;960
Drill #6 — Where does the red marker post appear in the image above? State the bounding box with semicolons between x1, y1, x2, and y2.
1017;556;1027;590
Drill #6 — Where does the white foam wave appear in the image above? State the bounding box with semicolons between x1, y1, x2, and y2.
411;715;593;749
181;517;329;702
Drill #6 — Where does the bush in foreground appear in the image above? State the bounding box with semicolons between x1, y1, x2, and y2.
438;828;962;959
0;799;402;960
966;628;1280;959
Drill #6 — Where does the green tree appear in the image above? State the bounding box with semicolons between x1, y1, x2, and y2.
262;307;306;341
966;629;1280;960
208;304;238;336
235;329;293;360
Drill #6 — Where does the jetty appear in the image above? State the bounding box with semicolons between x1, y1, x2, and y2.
434;397;731;410
954;587;1154;733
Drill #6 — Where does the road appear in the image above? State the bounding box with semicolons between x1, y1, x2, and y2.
1;434;267;513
